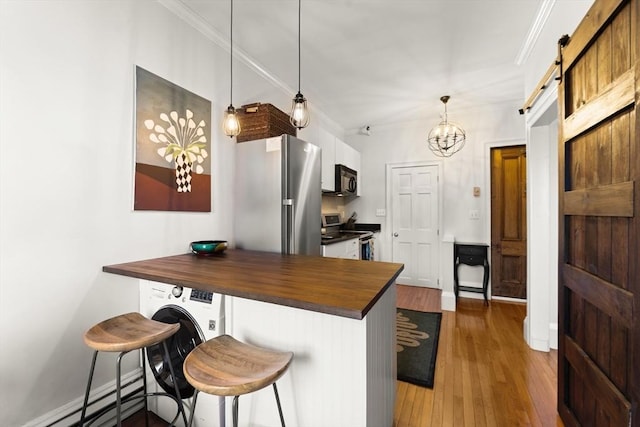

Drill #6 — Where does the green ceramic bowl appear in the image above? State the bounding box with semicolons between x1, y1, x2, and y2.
190;240;228;255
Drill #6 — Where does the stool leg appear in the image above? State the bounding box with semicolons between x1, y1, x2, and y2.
186;390;199;427
273;383;286;427
232;396;239;427
79;350;99;426
116;351;130;427
162;340;188;427
141;349;149;427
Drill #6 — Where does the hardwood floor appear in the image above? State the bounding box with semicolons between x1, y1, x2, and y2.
395;285;563;427
121;410;167;427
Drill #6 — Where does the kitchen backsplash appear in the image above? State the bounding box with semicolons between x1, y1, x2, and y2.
321;195;346;220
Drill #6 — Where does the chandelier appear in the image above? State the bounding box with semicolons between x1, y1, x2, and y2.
427;96;465;157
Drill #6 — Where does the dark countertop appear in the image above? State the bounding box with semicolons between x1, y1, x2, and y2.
103;249;404;320
352;223;382;232
321;233;362;245
321;223;381;245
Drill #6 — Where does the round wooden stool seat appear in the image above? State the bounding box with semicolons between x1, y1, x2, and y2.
83;312;180;353
183;334;293;397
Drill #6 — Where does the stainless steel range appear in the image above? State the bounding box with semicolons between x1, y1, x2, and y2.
321;213;375;260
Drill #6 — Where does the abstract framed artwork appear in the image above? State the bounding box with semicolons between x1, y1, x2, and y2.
134;66;212;212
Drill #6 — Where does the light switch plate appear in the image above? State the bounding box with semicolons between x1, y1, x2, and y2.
376;208;386;217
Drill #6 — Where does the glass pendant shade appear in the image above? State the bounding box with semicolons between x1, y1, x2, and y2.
290;92;309;129
223;105;241;137
427;96;466;157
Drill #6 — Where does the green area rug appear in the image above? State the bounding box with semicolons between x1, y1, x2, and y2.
396;308;442;388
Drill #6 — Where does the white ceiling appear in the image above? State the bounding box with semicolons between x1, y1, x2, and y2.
175;0;574;132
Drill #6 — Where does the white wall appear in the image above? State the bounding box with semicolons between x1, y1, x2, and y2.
525;89;559;351
0;1;293;425
519;0;592;351
523;0;594;97
346;102;525;289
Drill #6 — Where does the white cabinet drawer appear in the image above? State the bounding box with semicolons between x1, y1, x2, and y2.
322;238;360;259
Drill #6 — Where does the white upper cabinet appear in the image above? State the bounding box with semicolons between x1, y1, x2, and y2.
316;127;335;192
313;129;361;195
335;137;361;196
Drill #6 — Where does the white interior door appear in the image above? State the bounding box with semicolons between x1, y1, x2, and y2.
391;164;439;287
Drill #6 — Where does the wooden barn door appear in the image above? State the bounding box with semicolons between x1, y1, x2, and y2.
558;0;639;426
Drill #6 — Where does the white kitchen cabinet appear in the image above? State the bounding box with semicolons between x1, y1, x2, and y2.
316;127;335;192
345;238;359;259
315;130;361;195
335;137;361;196
322;238;359;259
335;138;360;172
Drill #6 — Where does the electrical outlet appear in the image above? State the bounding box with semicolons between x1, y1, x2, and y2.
469;210;480;220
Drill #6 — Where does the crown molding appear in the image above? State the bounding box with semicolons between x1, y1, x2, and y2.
158;0;294;95
514;0;556;65
157;0;342;132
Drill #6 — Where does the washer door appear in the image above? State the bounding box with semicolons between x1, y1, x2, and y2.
147;305;204;398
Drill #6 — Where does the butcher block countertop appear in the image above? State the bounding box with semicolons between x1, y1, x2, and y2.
103;249;404;320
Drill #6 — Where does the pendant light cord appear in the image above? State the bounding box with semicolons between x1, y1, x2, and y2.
230;0;234;105
297;0;301;93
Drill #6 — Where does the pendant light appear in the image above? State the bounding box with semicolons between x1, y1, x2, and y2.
427;96;466;157
223;0;241;137
290;0;310;129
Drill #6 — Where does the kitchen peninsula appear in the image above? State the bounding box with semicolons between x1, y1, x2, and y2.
103;249;403;427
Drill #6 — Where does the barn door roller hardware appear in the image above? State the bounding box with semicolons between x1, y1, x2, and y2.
519;34;570;115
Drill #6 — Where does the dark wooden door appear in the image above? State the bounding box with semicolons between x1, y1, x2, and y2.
558;0;638;426
490;145;527;299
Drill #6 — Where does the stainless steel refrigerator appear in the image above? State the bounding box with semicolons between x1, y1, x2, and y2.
234;134;321;255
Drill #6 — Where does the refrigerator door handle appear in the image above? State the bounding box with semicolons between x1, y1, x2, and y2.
283;199;295;254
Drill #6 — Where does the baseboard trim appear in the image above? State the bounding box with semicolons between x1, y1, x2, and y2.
491;295;526;304
24;369;144;427
528;337;550;352
549;322;558;350
441;291;456;311
524;317;557;352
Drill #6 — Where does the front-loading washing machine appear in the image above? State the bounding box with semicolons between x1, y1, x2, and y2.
139;280;225;427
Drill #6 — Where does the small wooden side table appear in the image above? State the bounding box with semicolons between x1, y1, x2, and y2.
454;242;490;306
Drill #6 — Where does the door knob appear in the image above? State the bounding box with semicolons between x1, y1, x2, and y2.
393;232;398;237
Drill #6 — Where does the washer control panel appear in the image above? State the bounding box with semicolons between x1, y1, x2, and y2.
190;288;214;304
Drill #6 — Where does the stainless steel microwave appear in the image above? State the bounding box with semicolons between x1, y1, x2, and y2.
335;164;357;195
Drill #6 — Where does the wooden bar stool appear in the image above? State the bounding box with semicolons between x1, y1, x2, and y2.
79;312;188;426
183;334;293;427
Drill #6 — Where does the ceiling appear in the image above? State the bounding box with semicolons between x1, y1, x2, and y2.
176;0;567;132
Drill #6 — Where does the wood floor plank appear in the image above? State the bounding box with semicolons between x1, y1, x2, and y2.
394;285;562;427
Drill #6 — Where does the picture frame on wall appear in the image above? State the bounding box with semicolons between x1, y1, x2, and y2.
134;66;212;212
